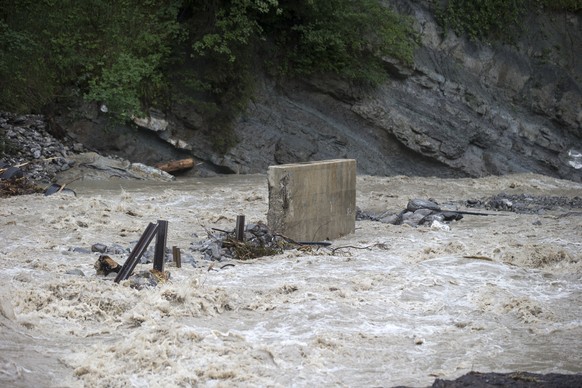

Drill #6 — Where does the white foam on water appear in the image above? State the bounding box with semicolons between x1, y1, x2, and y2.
1;173;581;387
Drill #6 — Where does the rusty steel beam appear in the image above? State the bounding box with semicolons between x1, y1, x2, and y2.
172;246;181;268
153;220;168;272
114;222;159;283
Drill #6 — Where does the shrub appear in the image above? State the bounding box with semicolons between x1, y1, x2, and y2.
438;0;582;41
269;0;417;84
1;0;418;150
0;0;183;116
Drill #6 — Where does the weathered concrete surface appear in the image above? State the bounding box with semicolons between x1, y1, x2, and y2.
267;159;356;242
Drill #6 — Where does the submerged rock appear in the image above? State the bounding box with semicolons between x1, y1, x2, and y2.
428;371;582;388
127;269;170;290
466;193;582;214
407;199;441;212
91;243;107;253
358;199;466;228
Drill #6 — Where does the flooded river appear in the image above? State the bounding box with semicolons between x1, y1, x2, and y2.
1;173;581;387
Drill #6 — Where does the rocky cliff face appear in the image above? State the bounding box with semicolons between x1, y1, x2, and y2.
369;0;581;181
62;0;582;181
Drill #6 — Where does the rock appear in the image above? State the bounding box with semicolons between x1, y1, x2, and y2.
106;244;127;255
133;112;169;132
402;209;433;226
360;197;473;228
421;213;445;225
129;162;175;181
0;112;84;183
379;213;403;225
62;152;175;181
55;103;197;175
94;255;121;276
91;243;107;253
273;136;318;165
430;371;582;388
382;55;414;79
1;111;177;185
127;269;169;289
440;211;463;222
140;250;154;264
407;199;441;212
566;149;582;169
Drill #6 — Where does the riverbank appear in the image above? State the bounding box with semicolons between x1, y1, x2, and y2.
1;112;177;198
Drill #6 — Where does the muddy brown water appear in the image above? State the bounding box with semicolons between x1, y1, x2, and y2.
1;173;581;387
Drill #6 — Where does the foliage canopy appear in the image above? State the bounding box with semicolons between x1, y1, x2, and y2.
0;0;183;117
0;0;417;149
438;0;582;41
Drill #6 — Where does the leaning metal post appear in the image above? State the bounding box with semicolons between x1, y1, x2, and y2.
114;222;159;283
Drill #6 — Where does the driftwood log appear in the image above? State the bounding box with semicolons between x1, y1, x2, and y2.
154;158;195;173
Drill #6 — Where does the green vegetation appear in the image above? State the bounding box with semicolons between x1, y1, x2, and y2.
541;0;582;11
0;0;183;117
0;0;417;151
262;0;417;83
179;0;418;151
438;0;582;41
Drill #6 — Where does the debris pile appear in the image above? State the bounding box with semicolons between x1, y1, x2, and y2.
0;162;43;197
358;194;582;229
2;111;175;193
0;112;86;197
191;222;295;261
465;193;582;214
357;198;470;228
94;254;170;289
89;220;179;289
1;112;84;183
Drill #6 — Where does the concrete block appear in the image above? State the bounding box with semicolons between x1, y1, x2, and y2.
267;159;356;241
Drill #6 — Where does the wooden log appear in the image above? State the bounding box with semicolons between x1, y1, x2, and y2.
154;158;195;173
172;246;181;268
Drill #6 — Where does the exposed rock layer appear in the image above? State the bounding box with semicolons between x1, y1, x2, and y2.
56;1;581;181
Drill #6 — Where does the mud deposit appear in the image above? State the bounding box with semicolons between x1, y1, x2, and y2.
1;173;581;387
